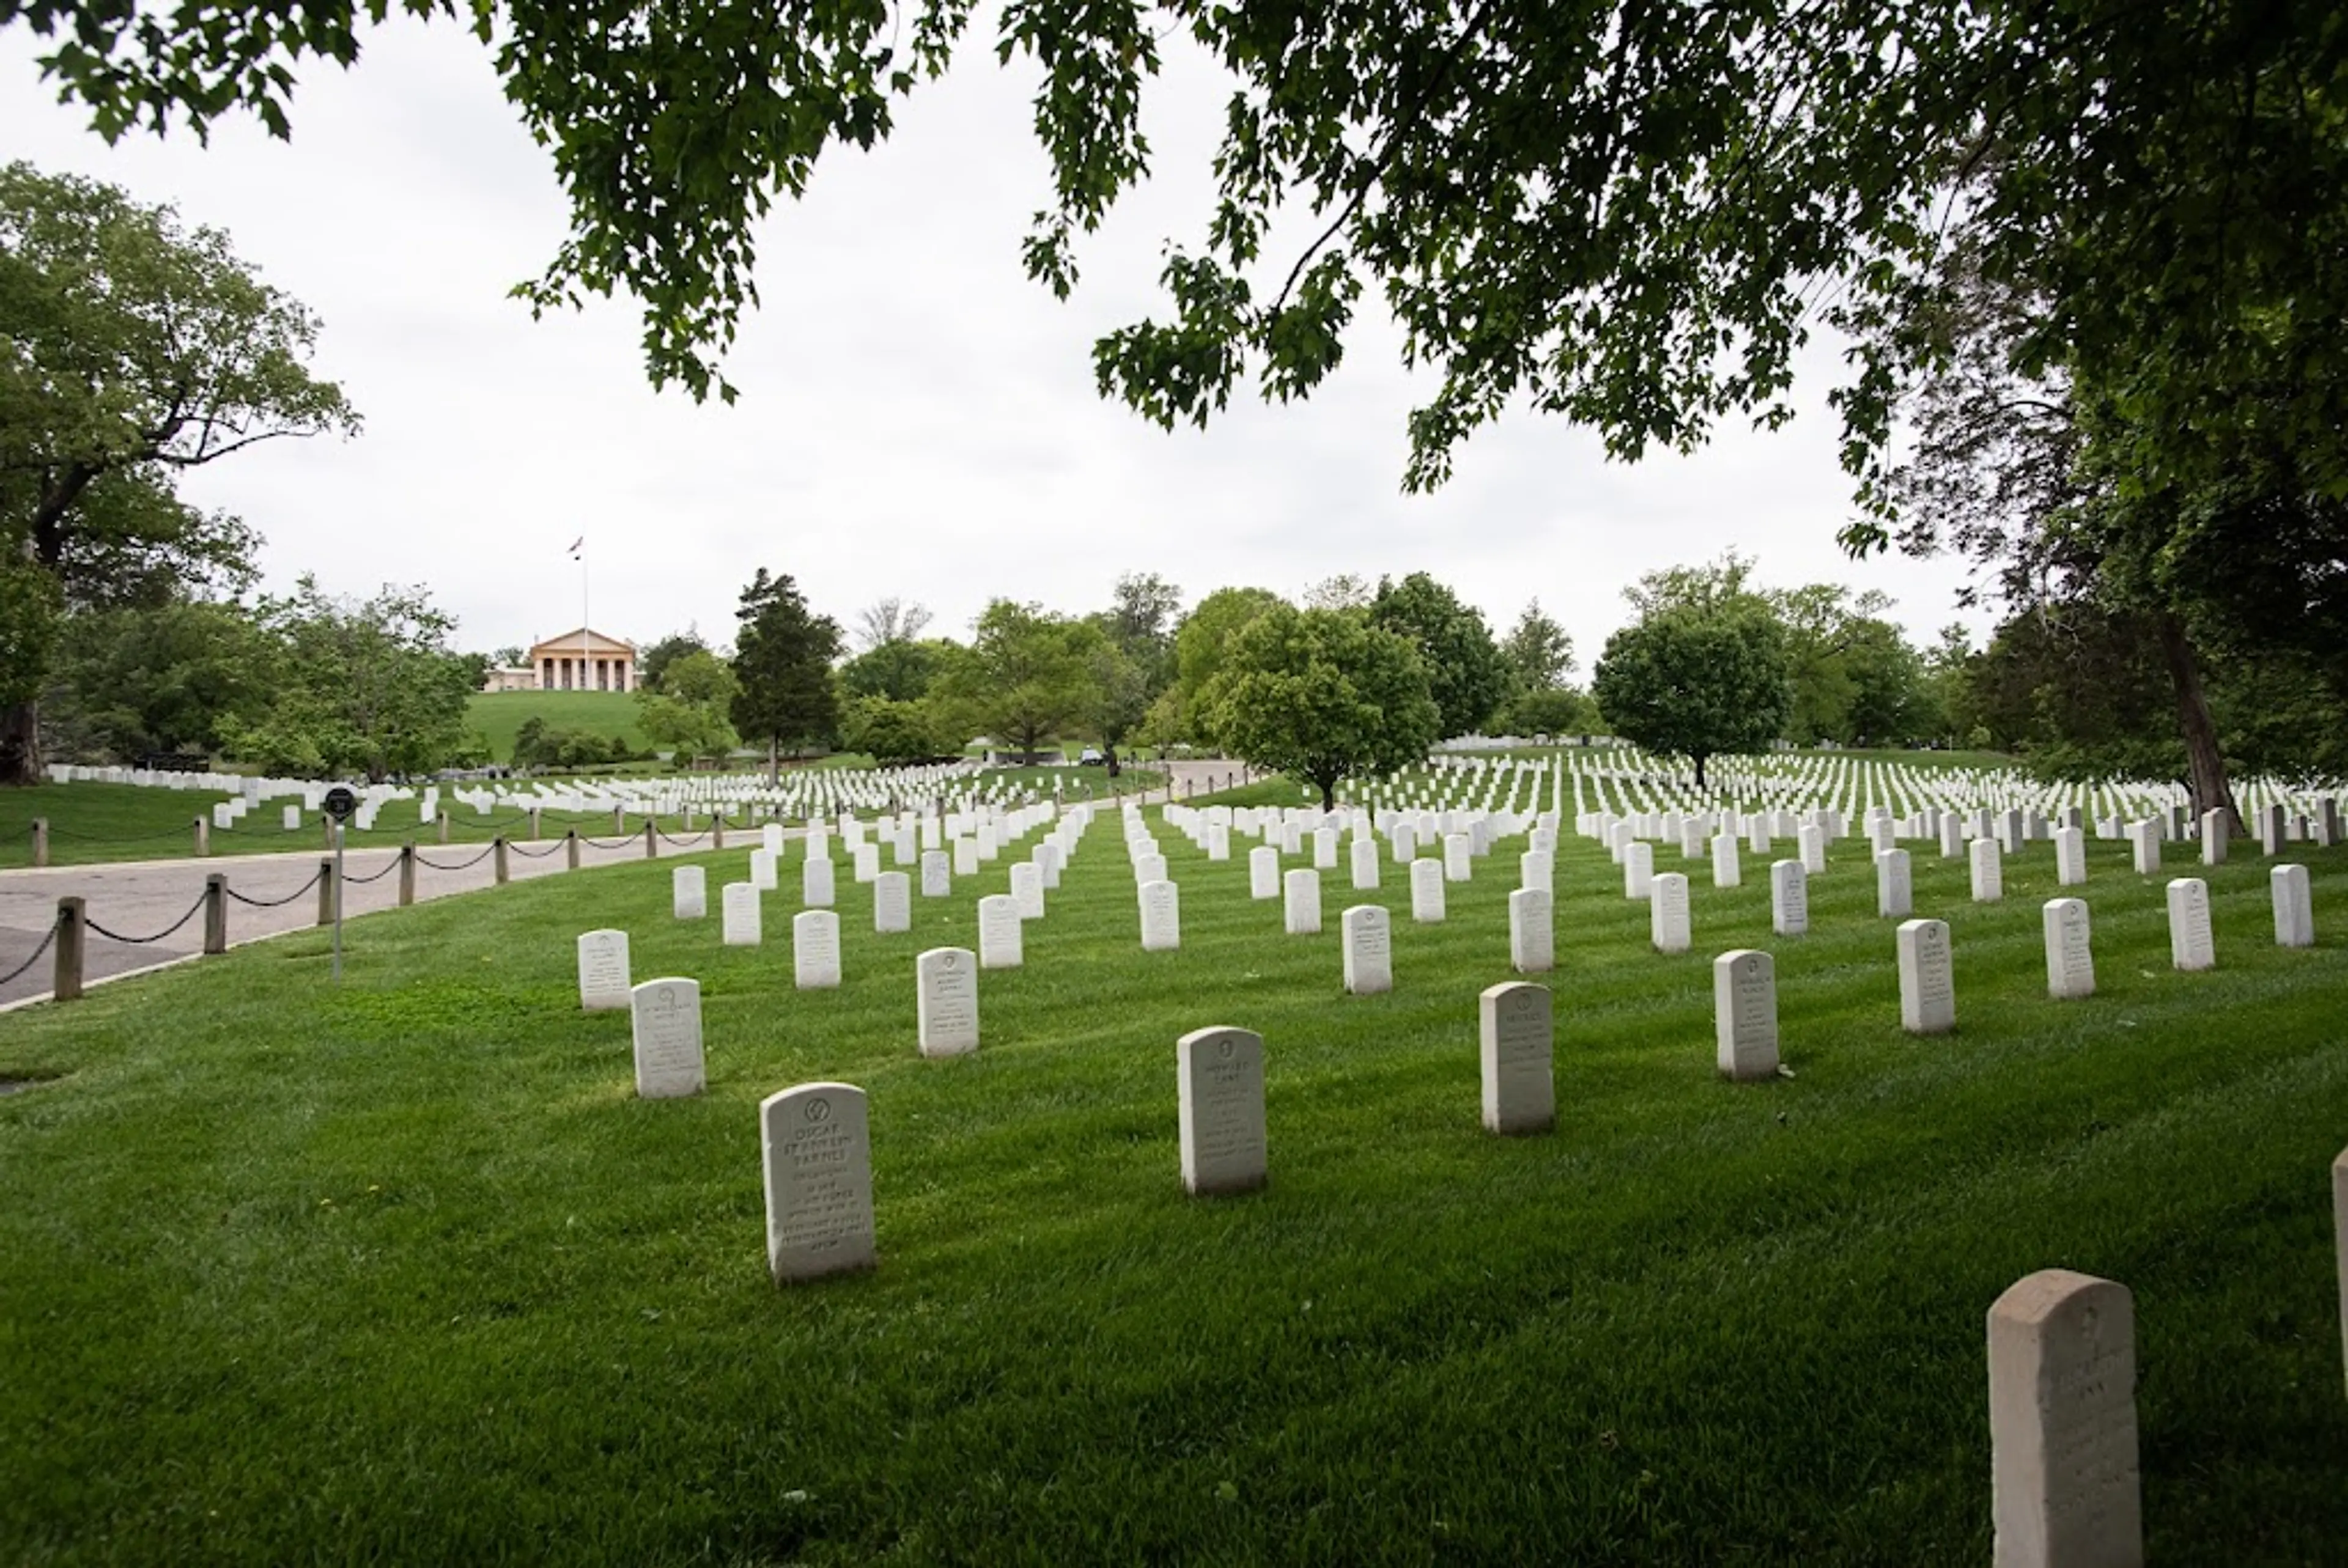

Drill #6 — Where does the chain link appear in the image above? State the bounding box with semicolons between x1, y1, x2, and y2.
415;845;497;873
0;921;59;990
223;870;327;908
83;893;208;946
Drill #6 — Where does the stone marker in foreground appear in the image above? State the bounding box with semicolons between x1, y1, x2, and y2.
2043;898;2095;999
673;864;707;920
1283;867;1323;935
1713;949;1780;1081
1342;904;1394;993
2128;819;2160;876
722;882;761;946
1176;1026;1268;1195
630;978;706;1099
2201;808;2229;866
1139;879;1181;952
1988;1268;2141;1568
1771;859;1809;938
1479;981;1554;1135
794;909;843;989
1507;886;1555;974
1249;845;1280;899
760;1081;876;1284
1651;871;1691;955
975;893;1024;970
1623;840;1655;900
1897;918;1955;1035
1877;848;1913;919
2273;863;2315;948
873;870;912;934
1711;831;1742;889
1410;856;1446;923
1973;836;2005;902
916;947;980;1058
2165;878;2214;971
577;929;632;1010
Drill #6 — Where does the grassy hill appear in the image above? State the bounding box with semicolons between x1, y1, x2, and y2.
467;690;648;761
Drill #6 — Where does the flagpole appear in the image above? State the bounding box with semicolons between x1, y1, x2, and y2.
580;545;590;692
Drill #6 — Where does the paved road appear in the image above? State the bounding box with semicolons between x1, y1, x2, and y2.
0;827;707;1009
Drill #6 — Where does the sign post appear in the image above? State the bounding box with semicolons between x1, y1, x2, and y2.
323;786;357;982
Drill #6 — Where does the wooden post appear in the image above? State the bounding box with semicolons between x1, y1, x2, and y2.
31;818;48;868
566;830;580;870
644;821;658;859
316;859;336;927
193;816;209;856
612;804;625;834
494;837;509;885
398;844;416;907
714;815;726;850
54;897;84;1001
438;810;451;845
529;808;542;841
202;874;227;955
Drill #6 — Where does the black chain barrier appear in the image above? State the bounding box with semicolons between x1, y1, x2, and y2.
84;893;208;946
343;858;402;885
415;845;497;873
507;840;566;859
28;822;195;844
581;835;638;850
655;828;712;847
223;870;326;908
0;921;59;990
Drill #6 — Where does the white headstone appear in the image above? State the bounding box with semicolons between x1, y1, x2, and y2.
1988;1270;2141;1568
873;870;912;933
2128;820;2160;875
2273;863;2314;948
1443;832;1472;882
1010;861;1045;920
1410;856;1446;923
1623;840;1654;900
1341;904;1393;994
852;842;880;883
978;894;1024;969
1897;918;1955;1036
672;864;707;920
1877;848;1913;919
1940;815;1966;859
1507;887;1554;974
1650;872;1690;955
2054;826;2087;886
1518;849;1551;894
1479;981;1554;1135
1134;851;1168;885
1713;950;1780;1081
2043;898;2095;999
1972;836;2004;902
760;1082;876;1284
916;948;980;1058
1249;845;1280;900
2165;878;2214;971
1771;859;1809;938
1139;880;1181;952
1176;1026;1267;1195
2201;808;2229;866
722;882;761;946
1391;823;1417;862
750;848;778;891
577;929;632;1010
793;909;843;989
1711;831;1742;889
1349;837;1381;891
762;823;785;856
1312;826;1339;870
1798;823;1825;874
281;804;300;831
802;853;836;908
1283;868;1322;935
920;848;951;897
953;837;980;877
630;978;705;1099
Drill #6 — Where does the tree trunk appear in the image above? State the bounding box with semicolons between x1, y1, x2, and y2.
1693;751;1708;789
2154;613;2240;833
0;699;39;786
1318;776;1337;811
1104;743;1121;778
767;735;778;786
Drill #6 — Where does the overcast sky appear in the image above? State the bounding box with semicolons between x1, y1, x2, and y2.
4;15;1990;664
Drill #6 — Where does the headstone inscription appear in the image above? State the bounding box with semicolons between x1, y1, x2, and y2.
1972;836;2004;902
673;864;707;920
1650;872;1691;955
1623;841;1655;900
978;894;1024;969
1011;861;1046;920
760;1083;876;1284
1988;1270;2141;1568
2165;878;2214;971
1711;831;1742;889
920;849;951;897
577;929;632;1010
1771;859;1809;938
1249;845;1280;900
1283;869;1323;935
1139;880;1181;953
1507;887;1554;974
722;882;761;946
1342;904;1393;994
1410;857;1446;923
2054;826;2087;887
2043;898;2096;999
1713;950;1780;1081
2273;863;2315;948
1877;848;1913;919
1176;1026;1268;1195
1896;918;1955;1035
1479;981;1554;1135
794;910;843;989
916;948;980;1058
802;853;836;908
630;978;705;1099
2128;819;2160;875
873;870;912;933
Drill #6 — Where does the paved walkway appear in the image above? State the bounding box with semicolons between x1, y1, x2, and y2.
0;829;700;1009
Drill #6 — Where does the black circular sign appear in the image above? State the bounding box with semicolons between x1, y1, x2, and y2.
322;786;359;821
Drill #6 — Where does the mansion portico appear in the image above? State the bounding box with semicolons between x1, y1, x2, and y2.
526;628;638;691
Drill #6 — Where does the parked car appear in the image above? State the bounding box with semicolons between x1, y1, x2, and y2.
1078;748;1105;765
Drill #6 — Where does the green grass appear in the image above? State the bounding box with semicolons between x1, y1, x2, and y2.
2;808;2345;1563
468;689;649;758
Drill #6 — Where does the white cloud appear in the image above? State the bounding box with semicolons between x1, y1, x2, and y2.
1;15;1990;661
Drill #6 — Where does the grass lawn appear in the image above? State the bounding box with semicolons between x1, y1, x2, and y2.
468;690;649;759
1;809;2344;1562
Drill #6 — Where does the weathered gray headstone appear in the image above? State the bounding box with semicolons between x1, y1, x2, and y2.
2043;898;2095;999
1176;1026;1267;1195
1340;904;1393;993
1650;871;1691;955
1713;949;1780;1081
1479;981;1554;1135
760;1082;876;1284
1771;859;1809;938
1988;1268;2141;1568
2165;878;2214;971
1508;887;1554;974
916;947;980;1058
722;882;761;947
873;870;912;934
577;929;632;1010
1897;918;1955;1035
2273;863;2314;948
630;977;705;1099
1140;879;1181;952
1410;856;1446;923
1283;868;1322;935
794;909;843;989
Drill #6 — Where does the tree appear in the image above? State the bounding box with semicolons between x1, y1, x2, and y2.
633;647;737;763
1593;598;1792;789
1086;572;1181;775
636;629;707;693
852;597;934;652
42;596;277;762
932;601;1102;762
838;637;951;704
842;697;943;767
729;569;842;775
1200;606;1440;810
1367;572;1509;739
1499;600;1575;693
1;161;350;781
1173;587;1287;732
485;644;525;669
1505;685;1596;740
215;578;474;781
1303;573;1373;611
